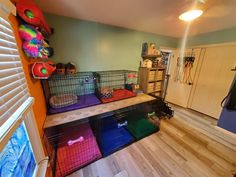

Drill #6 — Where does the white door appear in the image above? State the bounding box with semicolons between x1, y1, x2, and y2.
189;45;236;118
166;48;202;107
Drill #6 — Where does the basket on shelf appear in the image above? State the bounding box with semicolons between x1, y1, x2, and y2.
66;62;76;75
56;63;66;75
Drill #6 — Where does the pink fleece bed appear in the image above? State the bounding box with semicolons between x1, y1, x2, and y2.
55;123;102;177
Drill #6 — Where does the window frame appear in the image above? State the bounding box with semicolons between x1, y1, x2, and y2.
0;1;48;176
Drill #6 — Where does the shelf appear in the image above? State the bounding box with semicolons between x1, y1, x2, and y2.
142;54;161;59
148;80;163;83
157;68;166;70
148;90;162;94
139;67;166;70
138;66;166;98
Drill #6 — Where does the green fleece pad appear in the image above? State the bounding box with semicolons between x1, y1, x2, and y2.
126;117;158;140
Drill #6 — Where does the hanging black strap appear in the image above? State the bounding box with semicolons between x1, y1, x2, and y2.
221;92;230;107
226;82;236;110
221;80;236;111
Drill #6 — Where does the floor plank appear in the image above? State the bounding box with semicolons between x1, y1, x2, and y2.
114;170;129;177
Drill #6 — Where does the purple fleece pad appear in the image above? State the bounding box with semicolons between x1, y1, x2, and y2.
48;94;101;115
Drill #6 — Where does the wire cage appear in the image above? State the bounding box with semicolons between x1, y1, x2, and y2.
94;70;137;89
89;102;159;156
42;101;170;177
113;103;159;140
93;70;138;103
42;72;101;114
89;109;137;156
48;72;95;96
44;120;102;177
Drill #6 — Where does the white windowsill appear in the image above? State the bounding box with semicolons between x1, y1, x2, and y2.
0;97;34;151
35;158;49;177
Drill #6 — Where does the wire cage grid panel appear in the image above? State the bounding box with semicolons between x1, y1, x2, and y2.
94;70;138;90
44;121;102;177
48;72;96;97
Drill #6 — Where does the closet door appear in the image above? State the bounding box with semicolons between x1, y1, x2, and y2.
189;45;236;118
166;48;202;107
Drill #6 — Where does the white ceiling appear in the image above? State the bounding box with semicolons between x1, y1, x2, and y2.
35;0;236;38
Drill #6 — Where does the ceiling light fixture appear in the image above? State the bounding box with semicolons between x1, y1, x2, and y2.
179;9;203;21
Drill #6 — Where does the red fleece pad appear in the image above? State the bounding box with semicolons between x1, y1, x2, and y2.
100;89;136;103
55;123;102;177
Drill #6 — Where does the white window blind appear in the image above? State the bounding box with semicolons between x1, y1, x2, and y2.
0;13;30;126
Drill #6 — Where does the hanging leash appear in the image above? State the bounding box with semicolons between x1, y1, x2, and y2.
221;69;236;111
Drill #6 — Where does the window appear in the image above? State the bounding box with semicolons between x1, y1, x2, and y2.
0;1;48;177
0;123;36;176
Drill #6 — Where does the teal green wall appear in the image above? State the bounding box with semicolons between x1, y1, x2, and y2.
187;27;236;46
45;13;178;71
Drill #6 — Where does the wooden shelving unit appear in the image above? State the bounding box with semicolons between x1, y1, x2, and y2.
138;67;166;97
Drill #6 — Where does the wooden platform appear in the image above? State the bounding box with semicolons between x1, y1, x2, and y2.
44;94;156;128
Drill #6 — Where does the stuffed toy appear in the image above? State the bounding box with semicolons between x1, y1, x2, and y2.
16;0;52;35
18;24;43;42
18;24;54;58
31;61;56;79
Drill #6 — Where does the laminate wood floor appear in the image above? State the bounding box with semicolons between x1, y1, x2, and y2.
69;108;236;177
170;104;236;150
